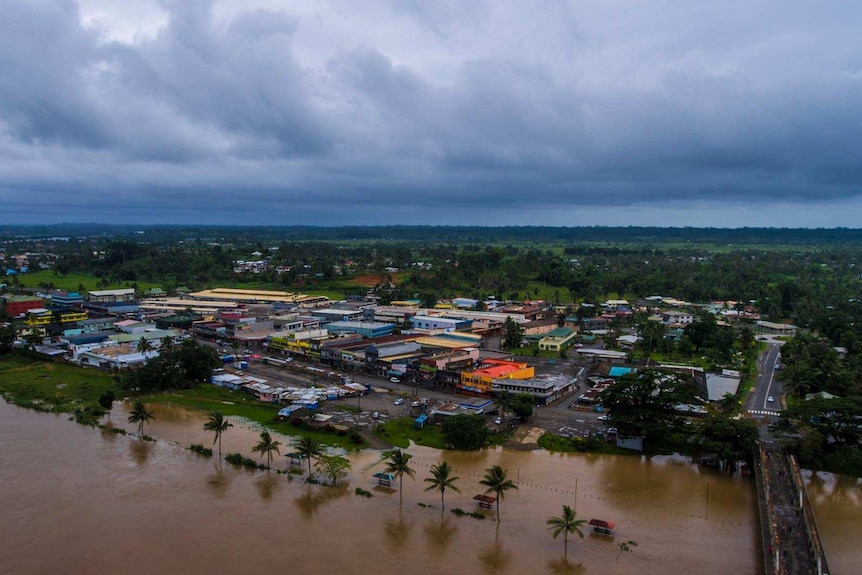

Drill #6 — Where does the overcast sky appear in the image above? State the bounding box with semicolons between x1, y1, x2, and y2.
2;0;862;227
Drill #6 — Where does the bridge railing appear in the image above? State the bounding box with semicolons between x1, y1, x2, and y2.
787;454;830;575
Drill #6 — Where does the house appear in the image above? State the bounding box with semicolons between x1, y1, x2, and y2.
459;358;534;396
660;310;694;326
2;295;45;317
492;374;574;404
538;328;577;352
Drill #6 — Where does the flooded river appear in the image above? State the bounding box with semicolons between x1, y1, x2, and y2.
0;400;856;574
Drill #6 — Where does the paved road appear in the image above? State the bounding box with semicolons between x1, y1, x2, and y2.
748;342;783;417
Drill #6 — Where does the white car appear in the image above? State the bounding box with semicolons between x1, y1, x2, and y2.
394;398;404;406
767;396;774;403
494;417;502;425
597;415;609;421
390;377;401;383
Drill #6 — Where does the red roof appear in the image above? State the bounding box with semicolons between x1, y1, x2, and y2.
473;494;497;503
588;519;615;529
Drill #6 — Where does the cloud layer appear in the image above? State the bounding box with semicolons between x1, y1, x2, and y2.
2;0;862;226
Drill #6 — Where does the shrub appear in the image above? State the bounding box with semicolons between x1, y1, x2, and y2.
188;444;214;457
355;487;374;498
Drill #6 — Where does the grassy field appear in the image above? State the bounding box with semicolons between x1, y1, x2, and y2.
14;270;162;293
139;384;366;451
0;356;119;405
374;417;448;449
0;356;364;449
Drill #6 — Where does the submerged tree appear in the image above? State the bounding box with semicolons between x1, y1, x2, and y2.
203;411;233;458
127;401;155;437
251;431;282;469
479;465;518;522
384;449;416;505
546;505;586;560
315;455;351;486
424;461;461;510
296;435;324;477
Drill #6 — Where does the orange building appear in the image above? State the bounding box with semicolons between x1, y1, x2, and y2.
459;358;534;396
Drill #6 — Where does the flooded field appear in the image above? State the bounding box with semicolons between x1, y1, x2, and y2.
1;400;854;574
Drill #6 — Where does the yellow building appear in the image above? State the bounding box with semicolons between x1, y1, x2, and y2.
460;359;535;395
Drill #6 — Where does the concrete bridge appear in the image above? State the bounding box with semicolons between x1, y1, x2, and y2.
754;440;830;575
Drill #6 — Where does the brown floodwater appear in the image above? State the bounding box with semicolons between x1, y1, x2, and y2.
0;399;854;574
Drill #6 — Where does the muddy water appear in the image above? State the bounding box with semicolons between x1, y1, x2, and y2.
0;400;795;574
804;470;862;575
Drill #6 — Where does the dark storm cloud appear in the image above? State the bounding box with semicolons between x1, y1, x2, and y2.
2;0;862;225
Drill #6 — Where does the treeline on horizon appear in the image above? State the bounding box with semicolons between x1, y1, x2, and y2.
5;224;862;246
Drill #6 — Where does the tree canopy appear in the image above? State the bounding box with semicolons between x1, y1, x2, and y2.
442;414;489;450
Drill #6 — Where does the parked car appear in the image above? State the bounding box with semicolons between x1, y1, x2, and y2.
372;412;380;419
390;377;401;383
494;417;502;425
767;396;774;403
597;415;609;421
394;398;404;406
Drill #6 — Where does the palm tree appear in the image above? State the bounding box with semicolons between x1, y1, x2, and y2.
296;435;323;477
203;411;233;458
252;431;282;469
384;449;416;505
424;461;461;510
479;465;518;522
127;401;155;437
546;505;587;560
137;336;154;355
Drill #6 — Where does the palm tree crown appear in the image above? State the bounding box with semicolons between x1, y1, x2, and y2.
384;449;416;504
479;465;518;522
296;435;323;477
203;411;233;458
137;336;154;355
424;461;461;510
252;431;282;468
546;505;587;559
127;401;155;436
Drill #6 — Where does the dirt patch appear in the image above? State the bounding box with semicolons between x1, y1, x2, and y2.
353;274;388;287
505;426;545;450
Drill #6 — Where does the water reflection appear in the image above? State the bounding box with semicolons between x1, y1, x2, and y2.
129;438;152;465
424;514;457;553
546;558;585;575
294;484;348;520
477;537;512;574
254;473;279;502
383;510;414;553
206;465;230;498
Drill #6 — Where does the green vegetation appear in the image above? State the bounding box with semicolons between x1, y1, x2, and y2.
442;414;489;450
203;411;233;458
225;452;268;470
188;444;214;457
547;505;587;560
139;384;365;450
538;434;630;454
375;417;448;449
424;461;461;511
451;508;486;520
598;370;697;451
479;465;518;522
0;357;120;422
251;431;282;468
383;449;416;505
314;454;351;486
